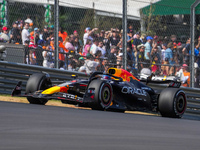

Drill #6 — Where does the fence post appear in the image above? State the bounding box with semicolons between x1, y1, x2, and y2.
122;0;127;70
190;0;200;87
54;0;59;69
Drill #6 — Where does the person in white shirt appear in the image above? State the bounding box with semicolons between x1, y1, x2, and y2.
90;38;99;56
21;23;30;45
84;53;99;74
83;27;98;46
161;43;167;63
97;40;106;57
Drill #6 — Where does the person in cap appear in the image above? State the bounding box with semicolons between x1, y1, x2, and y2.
0;26;10;42
73;30;78;37
35;39;45;66
76;56;85;71
83;27;98;46
49;25;54;33
29;36;37;49
144;36;153;63
10;21;21;44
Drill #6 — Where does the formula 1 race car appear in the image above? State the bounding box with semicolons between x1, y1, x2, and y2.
12;68;187;118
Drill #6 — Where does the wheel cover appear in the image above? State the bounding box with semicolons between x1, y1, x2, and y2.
99;83;112;108
176;94;186;114
102;86;110;104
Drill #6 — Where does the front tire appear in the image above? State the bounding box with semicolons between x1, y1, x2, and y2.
26;73;52;105
158;88;187;118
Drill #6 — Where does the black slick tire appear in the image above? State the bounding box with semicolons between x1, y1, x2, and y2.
158;88;187;118
26;73;52;105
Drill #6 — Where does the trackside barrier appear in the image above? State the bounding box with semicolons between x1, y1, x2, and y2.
0;61;200;116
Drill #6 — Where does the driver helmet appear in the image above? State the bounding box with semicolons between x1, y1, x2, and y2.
102;75;111;80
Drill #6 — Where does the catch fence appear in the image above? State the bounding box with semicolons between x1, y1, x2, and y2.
0;0;199;87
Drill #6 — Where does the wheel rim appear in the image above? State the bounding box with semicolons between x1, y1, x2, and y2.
176;95;185;114
100;83;112;107
102;86;110;104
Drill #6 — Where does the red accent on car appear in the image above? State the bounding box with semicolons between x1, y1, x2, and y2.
79;84;87;87
60;86;69;93
90;95;94;99
57;97;65;100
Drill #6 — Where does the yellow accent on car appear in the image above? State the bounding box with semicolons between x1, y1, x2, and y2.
41;86;61;94
163;76;166;81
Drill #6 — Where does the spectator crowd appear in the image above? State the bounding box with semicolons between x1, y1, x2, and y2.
1;17;200;87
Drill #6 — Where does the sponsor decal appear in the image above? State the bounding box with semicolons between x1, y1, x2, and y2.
62;93;83;101
88;89;95;94
169;82;181;88
121;86;147;96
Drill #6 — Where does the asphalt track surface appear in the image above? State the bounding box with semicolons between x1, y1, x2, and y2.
1;101;200;150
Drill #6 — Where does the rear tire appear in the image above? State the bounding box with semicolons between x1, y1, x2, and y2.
158;88;187;118
26;73;52;105
88;79;113;110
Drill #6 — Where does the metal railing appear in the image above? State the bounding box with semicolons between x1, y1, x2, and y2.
0;60;200;116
